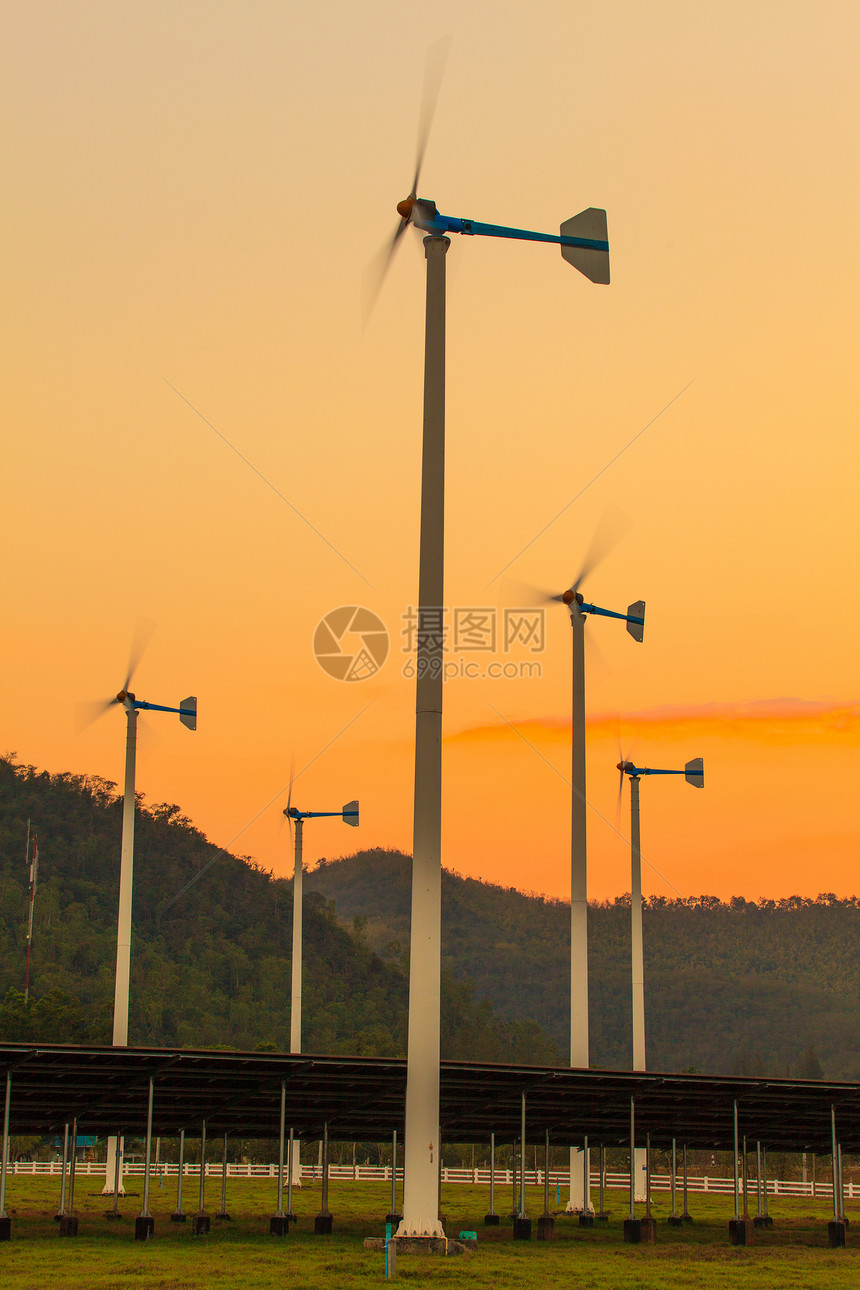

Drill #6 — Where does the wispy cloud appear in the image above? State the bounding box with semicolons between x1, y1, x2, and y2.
448;698;860;746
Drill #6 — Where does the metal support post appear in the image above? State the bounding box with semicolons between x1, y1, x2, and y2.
756;1141;762;1218
742;1135;748;1219
198;1120;207;1213
682;1143;691;1221
135;1076;155;1240
108;1130;122;1218
837;1144;844;1221
511;1141;517;1217
623;1098;641;1242
519;1093;526;1217
172;1129;186;1221
386;1129;399;1221
68;1118;78;1214
583;1134;590;1214
732;1101;740;1222
827;1105;846;1245
830;1108;838;1222
192;1119;211;1234
598;1143;606;1219
287;1130;295;1218
57;1123;69;1218
142;1077;154;1216
276;1084;286;1218
315;1121;332;1233
762;1147;769;1221
544;1130;550;1215
485;1131;497;1223
0;1071;11;1239
629;1099;636;1221
216;1131;230;1219
645;1132;652;1219
668;1137;680;1223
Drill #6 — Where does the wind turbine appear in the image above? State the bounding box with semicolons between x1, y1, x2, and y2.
371;43;610;1242
616;756;704;1071
79;629;197;1195
282;792;358;1190
549;567;644;1212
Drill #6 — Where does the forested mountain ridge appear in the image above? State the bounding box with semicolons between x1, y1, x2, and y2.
0;755;560;1065
306;849;860;1081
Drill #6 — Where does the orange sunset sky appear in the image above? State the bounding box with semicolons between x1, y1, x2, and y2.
2;2;859;905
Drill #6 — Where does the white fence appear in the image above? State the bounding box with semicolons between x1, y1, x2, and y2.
7;1160;855;1198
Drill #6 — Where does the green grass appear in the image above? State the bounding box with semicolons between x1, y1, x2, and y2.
0;1174;857;1288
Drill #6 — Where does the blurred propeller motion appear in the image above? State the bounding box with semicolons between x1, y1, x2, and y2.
363;35;452;320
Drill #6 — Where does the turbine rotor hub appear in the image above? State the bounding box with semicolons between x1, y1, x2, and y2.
396;196;414;221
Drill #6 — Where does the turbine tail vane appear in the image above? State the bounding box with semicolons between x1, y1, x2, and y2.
685;757;704;788
560;208;610;284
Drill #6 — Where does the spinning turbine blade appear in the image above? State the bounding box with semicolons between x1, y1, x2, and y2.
411;35;451;197
74;696;118;734
363;218;411;321
364;37;451;322
615;765;625;829
570;505;632;593
123;616;157;692
500;576;563;608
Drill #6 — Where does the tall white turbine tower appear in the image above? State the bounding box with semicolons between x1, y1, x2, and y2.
370;44;610;1242
283;797;358;1190
617;755;704;1196
80;636;197;1196
557;580;644;1211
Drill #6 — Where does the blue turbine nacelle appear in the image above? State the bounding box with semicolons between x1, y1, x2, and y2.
401;197;610;284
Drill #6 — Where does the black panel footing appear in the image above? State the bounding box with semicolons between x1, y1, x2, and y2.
385;1213;402;1226
729;1217;755;1245
681;1213;694;1224
753;1215;773;1228
171;1212;187;1223
596;1212;610;1222
484;1212;499;1226
624;1218;641;1243
0;1216;10;1242
829;1220;847;1248
668;1215;684;1226
314;1213;333;1235
512;1217;531;1240
104;1210;122;1220
640;1215;657;1244
192;1214;211;1235
579;1212;595;1227
270;1215;289;1236
59;1215;79;1237
135;1216;154;1242
537;1214;554;1241
215;1212;231;1221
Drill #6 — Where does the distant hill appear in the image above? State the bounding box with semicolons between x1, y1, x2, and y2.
306;848;860;1081
0;755;561;1065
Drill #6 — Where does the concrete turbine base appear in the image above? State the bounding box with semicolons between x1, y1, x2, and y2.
393;1235;449;1257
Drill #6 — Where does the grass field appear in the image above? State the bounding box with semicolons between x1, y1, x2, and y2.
0;1174;857;1288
